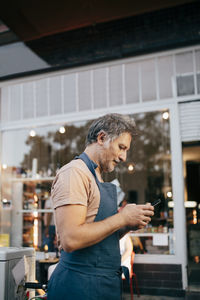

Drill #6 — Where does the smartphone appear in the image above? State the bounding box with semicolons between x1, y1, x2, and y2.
151;199;161;207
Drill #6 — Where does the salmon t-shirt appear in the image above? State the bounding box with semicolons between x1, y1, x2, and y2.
51;159;100;248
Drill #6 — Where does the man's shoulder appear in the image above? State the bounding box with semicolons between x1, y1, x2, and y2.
57;159;91;177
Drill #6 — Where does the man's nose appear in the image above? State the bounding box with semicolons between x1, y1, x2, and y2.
119;151;127;162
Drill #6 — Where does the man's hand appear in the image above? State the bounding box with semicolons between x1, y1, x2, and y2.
56;203;154;252
119;203;154;230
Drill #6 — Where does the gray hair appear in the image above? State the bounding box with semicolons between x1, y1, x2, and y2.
86;113;137;146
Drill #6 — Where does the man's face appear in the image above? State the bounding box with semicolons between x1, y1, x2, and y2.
99;132;132;173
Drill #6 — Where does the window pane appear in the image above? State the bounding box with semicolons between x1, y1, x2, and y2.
104;110;174;255
195;50;200;72
63;73;76;113
49;77;62;115
177;75;194;96
176;51;193;74
141;59;156;101
125;62;139;104
93;68;107;109
78;71;91;111
23;82;34;119
1;121;89;249
0;87;9;122
158;56;173;99
10;85;21;121
1;111;174;255
109;65;123;106
35;79;48;117
197;74;200;94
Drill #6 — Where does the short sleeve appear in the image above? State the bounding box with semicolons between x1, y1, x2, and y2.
51;166;90;209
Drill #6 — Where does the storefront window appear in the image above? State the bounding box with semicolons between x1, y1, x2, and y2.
0;121;89;250
0;110;174;254
104;110;174;255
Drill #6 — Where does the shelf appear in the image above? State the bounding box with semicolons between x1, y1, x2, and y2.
23;192;36;197
18;209;53;213
130;232;170;237
23;225;34;229
12;177;55;182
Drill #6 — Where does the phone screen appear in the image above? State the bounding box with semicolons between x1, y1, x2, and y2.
151;199;161;207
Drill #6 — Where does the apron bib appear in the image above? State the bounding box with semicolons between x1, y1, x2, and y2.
48;152;122;300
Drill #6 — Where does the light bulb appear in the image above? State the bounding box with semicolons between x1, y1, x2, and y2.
167;191;172;198
29;130;36;137
59;126;66;134
162;112;169;120
128;164;134;172
2;164;7;169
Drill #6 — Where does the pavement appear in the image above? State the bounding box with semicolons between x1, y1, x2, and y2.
122;291;200;300
122;295;184;300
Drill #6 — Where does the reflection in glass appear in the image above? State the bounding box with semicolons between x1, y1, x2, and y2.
1;110;173;254
104;111;173;255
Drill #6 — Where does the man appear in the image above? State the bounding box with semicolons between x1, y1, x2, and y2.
48;113;154;300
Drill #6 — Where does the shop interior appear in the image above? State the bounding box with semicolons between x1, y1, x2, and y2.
182;143;200;288
0;110;175;270
0;108;199;297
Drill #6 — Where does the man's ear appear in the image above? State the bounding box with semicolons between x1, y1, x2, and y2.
97;131;107;145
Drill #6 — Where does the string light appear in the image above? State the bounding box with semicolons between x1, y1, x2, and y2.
128;164;135;172
168;201;198;209
167;191;172;198
185;201;197;208
2;164;7;169
162;111;169;120
29;130;36;137
193;210;197;224
59;126;66;134
168;201;174;208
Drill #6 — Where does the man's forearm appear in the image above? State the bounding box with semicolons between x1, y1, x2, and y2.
61;212;126;252
56;203;153;252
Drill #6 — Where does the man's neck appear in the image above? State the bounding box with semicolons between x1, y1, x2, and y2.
84;145;103;181
84;144;98;164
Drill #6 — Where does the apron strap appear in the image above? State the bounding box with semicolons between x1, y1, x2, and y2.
75;152;98;180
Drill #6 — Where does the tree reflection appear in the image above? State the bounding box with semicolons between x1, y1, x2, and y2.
104;111;171;204
21;111;171;204
21;121;92;173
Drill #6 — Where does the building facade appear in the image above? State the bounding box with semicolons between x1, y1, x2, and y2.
0;2;200;296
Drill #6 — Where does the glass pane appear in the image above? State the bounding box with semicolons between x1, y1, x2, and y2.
140;59;156;101
93;68;107;109
109;65;123;106
125;62;139;104
1;111;174;255
23;82;34;119
78;71;91;111
63;73;76;113
49;77;62;116
10;85;21;121
158;56;173;99
104;110;174;255
0;121;91;250
197;74;200;94
35;79;48;117
195;50;200;72
0;87;9;122
177;75;194;96
176;51;193;74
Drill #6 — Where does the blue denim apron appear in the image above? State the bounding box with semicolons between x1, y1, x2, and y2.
48;152;122;300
